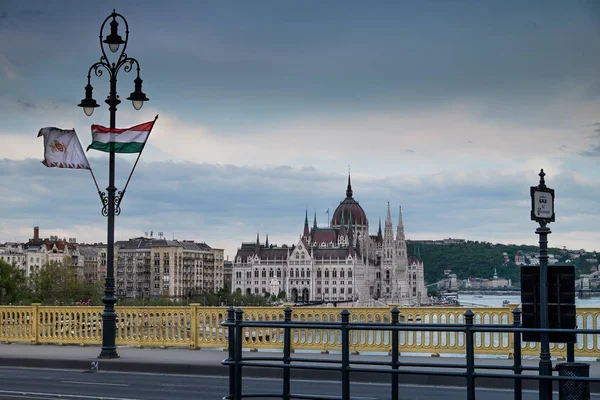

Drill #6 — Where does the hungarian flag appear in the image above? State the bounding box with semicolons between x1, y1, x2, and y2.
38;127;90;170
87;120;155;153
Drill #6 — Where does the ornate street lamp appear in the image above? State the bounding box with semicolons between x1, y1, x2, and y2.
78;10;149;359
530;169;555;399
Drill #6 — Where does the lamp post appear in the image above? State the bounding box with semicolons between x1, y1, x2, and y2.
78;10;149;359
530;169;555;399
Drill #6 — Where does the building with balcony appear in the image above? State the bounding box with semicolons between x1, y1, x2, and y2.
115;237;224;299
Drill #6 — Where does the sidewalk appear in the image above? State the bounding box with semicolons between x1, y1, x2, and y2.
1;343;599;392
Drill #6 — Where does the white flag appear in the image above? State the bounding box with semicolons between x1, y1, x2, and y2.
38;127;90;170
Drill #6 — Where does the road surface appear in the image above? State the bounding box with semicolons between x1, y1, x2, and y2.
0;366;595;399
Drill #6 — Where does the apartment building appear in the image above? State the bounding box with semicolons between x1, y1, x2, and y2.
115;237;224;299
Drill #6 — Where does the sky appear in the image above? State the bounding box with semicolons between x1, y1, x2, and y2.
1;0;600;259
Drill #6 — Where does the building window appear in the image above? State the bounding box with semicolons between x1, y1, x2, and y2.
341;287;344;294
386;270;390;280
325;270;329;278
333;287;336;294
340;270;344;278
261;269;266;278
348;288;353;294
317;269;321;278
348;270;352;278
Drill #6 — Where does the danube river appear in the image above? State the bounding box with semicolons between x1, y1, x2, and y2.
458;293;600;307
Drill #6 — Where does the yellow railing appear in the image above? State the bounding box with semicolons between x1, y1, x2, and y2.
1;304;599;358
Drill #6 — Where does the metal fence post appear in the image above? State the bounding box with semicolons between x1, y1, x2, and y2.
512;307;522;400
465;310;475;400
283;306;292;400
234;308;244;400
390;307;400;400
341;309;351;400
226;307;235;400
567;327;575;363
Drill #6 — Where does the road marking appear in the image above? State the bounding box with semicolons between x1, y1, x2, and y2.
0;390;140;400
61;380;130;387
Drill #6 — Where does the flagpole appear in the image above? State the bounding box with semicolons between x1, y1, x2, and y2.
89;169;105;202
115;114;158;210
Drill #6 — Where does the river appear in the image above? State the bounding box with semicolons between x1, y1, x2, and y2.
458;294;600;307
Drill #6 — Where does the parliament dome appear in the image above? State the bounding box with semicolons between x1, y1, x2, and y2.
331;174;368;227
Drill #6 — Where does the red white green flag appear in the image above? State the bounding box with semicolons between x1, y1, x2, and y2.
38;127;91;170
87;120;155;153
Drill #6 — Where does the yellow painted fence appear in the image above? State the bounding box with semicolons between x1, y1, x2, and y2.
1;304;600;358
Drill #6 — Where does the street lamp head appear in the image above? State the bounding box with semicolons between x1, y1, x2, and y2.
126;76;149;110
77;83;100;116
103;14;126;53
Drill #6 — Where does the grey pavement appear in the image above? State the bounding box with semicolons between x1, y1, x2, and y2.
0;366;596;400
1;343;599;392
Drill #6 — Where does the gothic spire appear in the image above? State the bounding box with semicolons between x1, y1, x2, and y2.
313;209;318;230
256;232;260;246
346;170;353;198
265;234;269;248
396;205;405;239
348;211;354;247
377;218;383;241
385;201;392;226
384;201;393;241
303;209;310;238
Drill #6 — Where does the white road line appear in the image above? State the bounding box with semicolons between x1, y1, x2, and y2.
61;380;130;387
0;390;140;400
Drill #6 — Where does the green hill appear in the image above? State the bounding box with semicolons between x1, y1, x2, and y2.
406;240;597;288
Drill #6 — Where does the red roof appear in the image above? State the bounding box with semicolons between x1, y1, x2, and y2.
312;229;337;244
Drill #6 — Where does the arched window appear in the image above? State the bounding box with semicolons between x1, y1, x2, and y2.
317;269;322;278
325;270;330;278
261;269;267;278
277;269;281;278
332;270;337;278
340;270;345;278
301;269;305;278
385;270;390;280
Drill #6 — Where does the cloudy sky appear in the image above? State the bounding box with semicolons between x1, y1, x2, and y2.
1;0;600;259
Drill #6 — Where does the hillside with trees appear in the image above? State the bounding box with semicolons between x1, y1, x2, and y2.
406;240;598;287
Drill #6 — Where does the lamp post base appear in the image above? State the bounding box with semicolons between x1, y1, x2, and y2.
98;349;120;359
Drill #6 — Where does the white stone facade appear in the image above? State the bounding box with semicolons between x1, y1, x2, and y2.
232;175;426;305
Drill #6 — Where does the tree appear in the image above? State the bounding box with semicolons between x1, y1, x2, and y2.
29;257;103;305
0;260;28;304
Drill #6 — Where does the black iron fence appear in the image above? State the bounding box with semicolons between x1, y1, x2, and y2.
221;306;600;400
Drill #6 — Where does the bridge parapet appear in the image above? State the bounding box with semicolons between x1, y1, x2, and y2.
1;304;600;358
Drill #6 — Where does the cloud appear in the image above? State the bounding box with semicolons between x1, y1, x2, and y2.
0;54;17;78
0;158;598;258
